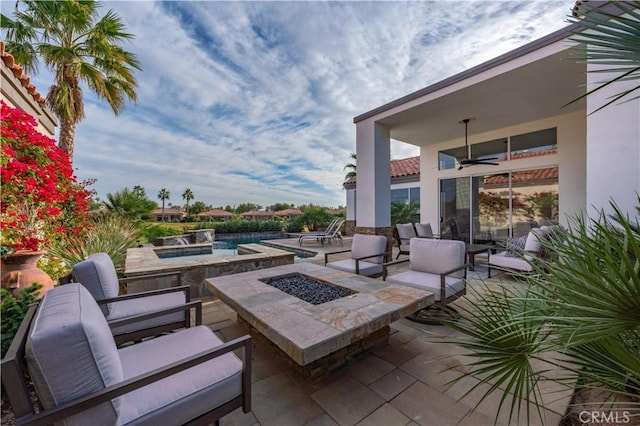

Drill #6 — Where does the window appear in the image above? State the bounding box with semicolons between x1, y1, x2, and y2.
438;128;557;170
391;188;409;205
438;146;467;170
470;137;508;162
440;166;558;243
511;128;557;158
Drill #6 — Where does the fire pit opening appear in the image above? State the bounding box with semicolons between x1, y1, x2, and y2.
260;273;356;305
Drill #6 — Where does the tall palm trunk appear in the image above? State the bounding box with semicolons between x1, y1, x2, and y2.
58;118;76;161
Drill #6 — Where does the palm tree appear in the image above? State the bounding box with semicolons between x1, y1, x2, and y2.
391;200;420;226
103;187;155;221
1;0;141;162
182;188;194;216
157;188;170;222
343;153;357;182
567;1;640;112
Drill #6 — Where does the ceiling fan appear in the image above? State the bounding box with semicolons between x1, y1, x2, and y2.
457;118;499;170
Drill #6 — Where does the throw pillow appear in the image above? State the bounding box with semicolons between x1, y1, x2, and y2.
504;235;527;257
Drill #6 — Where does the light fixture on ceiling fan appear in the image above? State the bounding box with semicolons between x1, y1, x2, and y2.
457;117;499;170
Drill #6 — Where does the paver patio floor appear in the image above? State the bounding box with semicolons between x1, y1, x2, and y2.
200;238;572;426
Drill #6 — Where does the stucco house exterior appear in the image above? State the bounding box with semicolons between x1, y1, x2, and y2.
1;41;56;135
152;208;184;222
344;156;420;235
350;5;639;247
197;209;234;221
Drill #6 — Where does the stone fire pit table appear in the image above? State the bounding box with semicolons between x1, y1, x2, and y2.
206;262;434;378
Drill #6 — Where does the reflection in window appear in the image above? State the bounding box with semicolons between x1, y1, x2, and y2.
511;128;557;158
438;146;467;170
470;137;508;162
391;188;409;204
442;167;559;243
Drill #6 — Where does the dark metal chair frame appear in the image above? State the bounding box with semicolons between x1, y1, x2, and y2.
1;302;252;426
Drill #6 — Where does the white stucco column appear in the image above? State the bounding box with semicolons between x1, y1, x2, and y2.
355;120;391;228
586;64;640;219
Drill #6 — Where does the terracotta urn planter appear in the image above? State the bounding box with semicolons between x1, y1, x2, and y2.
1;250;54;298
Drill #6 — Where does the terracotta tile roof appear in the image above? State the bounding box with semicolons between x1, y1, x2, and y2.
511;148;557;160
151;208;184;215
197;209;233;217
273;208;302;216
1;41;47;106
484;166;558;186
241;210;274;217
344;155;420;185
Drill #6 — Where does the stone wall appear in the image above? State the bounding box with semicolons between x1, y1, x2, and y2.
124;243;294;297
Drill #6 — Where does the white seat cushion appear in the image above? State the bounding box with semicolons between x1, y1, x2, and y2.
118;326;243;425
386;271;465;302
489;251;535;272
326;259;383;277
107;292;186;335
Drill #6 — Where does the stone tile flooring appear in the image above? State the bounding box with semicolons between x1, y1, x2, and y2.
198;238;570;426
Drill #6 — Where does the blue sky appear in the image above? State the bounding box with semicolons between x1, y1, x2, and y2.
20;1;576;209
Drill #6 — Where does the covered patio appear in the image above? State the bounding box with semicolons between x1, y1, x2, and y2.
350;22;639;245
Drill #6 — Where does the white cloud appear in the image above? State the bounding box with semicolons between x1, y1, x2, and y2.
59;0;577;208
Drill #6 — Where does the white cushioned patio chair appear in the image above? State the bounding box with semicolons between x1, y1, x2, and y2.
1;283;252;426
71;252;200;345
394;223;417;259
488;226;556;276
415;222;439;239
324;233;388;277
383;238;468;323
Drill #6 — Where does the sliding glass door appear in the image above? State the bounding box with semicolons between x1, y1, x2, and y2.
440;167;558;244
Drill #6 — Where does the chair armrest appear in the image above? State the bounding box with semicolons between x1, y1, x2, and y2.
107;300;203;330
16;335;252;426
97;285;191;304
352;252;386;262
119;271;182;286
382;258;410;280
324;249;352;265
440;263;471;277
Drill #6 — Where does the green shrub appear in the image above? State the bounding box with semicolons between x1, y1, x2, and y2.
1;285;41;358
49;215;141;273
142;223;182;242
210;220;284;234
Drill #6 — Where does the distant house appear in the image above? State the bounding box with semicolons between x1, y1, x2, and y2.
241;210;274;221
1;41;56;135
152;208;184;222
273;208;302;220
197;209;234;221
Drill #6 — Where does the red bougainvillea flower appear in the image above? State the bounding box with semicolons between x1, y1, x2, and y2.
1;101;91;254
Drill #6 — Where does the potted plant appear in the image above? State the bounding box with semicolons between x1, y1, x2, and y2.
0;101;90;297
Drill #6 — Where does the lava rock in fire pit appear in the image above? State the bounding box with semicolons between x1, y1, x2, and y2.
260;273;355;305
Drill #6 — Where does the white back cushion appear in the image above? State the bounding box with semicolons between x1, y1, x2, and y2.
409;238;466;278
72;252;119;315
415;223;434;238
396;223;417;241
26;283;123;425
350;234;387;264
524;227;551;253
